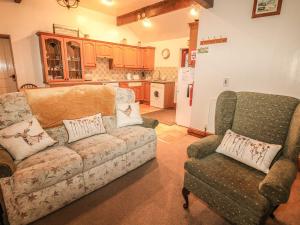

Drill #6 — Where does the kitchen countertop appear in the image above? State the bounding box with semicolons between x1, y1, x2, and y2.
99;80;176;84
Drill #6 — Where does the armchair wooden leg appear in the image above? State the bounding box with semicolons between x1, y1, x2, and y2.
182;187;190;209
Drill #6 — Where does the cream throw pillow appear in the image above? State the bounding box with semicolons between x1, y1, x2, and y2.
116;102;143;128
0;117;56;161
216;130;282;173
63;113;106;143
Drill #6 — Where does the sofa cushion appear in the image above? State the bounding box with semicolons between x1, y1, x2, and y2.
68;134;126;171
108;126;156;151
184;153;270;216
0;92;32;130
13;146;83;196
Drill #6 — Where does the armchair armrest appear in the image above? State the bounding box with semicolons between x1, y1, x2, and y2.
187;135;223;159
0;147;15;178
259;158;297;205
140;117;159;129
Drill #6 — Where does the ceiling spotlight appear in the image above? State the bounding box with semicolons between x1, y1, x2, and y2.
142;18;152;28
190;6;199;18
101;0;114;6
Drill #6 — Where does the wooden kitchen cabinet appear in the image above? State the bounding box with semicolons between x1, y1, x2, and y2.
83;41;96;67
188;21;199;67
119;82;144;102
143;81;150;104
112;45;124;68
64;38;85;81
136;48;143;69
39;35;67;83
96;42;113;58
143;47;155;70
124;46;137;68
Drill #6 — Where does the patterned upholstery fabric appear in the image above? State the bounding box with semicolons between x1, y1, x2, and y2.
45;125;69;146
185;154;270;216
184;91;300;225
232;92;299;145
13;146;83;196
0;92;32;130
108;126;156;151
0;87;158;225
68;134;126;171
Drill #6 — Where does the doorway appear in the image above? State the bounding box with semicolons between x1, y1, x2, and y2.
0;35;18;94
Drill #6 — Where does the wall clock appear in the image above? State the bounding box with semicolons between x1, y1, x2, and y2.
161;48;170;59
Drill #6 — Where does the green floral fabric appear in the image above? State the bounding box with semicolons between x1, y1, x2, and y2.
184;91;300;225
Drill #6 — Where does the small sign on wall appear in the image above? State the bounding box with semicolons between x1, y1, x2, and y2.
191;50;197;61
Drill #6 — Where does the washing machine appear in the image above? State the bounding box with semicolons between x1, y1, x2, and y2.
150;83;165;108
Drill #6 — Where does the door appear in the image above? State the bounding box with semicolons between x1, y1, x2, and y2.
143;48;155;70
143;82;150;103
64;38;85;81
96;43;113;58
188;21;199;67
124;46;137;68
83;41;96;67
0;35;17;94
112;45;124;68
40;35;67;82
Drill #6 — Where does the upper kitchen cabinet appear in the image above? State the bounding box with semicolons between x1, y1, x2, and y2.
124;46;138;68
112;45;124;68
39;35;67;83
136;48;143;69
83;41;96;67
64;38;84;81
143;47;155;70
188;21;199;67
96;42;113;58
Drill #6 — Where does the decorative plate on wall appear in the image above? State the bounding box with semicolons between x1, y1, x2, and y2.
162;48;170;59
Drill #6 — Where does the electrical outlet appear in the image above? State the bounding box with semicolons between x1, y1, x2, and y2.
223;78;230;87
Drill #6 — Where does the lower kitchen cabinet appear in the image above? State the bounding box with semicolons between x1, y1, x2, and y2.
143;82;150;104
119;82;150;102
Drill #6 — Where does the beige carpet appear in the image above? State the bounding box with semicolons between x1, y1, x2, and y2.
31;128;300;225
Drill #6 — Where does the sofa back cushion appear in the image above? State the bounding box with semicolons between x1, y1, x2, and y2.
232;92;299;145
0;92;33;130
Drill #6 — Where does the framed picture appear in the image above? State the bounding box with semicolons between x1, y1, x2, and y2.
252;0;283;18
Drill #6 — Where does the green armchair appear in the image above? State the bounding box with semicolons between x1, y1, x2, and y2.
182;91;300;225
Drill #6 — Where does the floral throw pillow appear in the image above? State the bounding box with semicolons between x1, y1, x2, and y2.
216;130;282;173
0;117;56;161
63;113;106;143
116;102;143;128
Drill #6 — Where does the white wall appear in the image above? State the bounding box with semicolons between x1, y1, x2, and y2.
0;0;140;87
147;37;189;67
190;0;300;133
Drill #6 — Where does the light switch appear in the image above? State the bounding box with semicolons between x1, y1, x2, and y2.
223;78;230;87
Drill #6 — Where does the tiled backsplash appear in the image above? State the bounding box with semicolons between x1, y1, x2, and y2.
85;58;178;81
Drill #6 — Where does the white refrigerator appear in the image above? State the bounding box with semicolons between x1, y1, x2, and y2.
176;68;195;127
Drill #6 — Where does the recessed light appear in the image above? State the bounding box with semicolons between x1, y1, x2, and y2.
101;0;114;6
142;18;152;28
190;7;199;18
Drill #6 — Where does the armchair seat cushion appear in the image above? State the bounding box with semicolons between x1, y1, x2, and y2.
68;134;126;171
108;126;156;151
185;153;271;216
13;146;83;196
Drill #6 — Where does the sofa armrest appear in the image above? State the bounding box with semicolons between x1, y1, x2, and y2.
259;158;297;205
0;147;15;178
140;117;159;129
187;135;223;159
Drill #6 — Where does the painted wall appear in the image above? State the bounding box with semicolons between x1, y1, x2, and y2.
147;37;189;68
0;0;140;87
190;0;300;132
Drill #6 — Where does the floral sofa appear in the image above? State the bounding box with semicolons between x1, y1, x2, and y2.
0;87;159;225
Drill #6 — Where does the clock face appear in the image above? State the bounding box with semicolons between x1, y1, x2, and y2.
162;48;170;59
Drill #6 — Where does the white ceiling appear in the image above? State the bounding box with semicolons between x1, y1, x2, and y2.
80;0;162;16
79;0;200;42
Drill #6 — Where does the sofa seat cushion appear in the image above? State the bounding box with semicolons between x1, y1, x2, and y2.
184;153;270;216
13;146;83;196
68;134;126;171
108;126;156;151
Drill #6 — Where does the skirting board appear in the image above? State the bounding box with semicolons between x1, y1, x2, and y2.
187;127;212;138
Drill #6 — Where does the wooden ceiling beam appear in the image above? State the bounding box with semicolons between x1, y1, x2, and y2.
116;0;214;26
15;0;22;3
